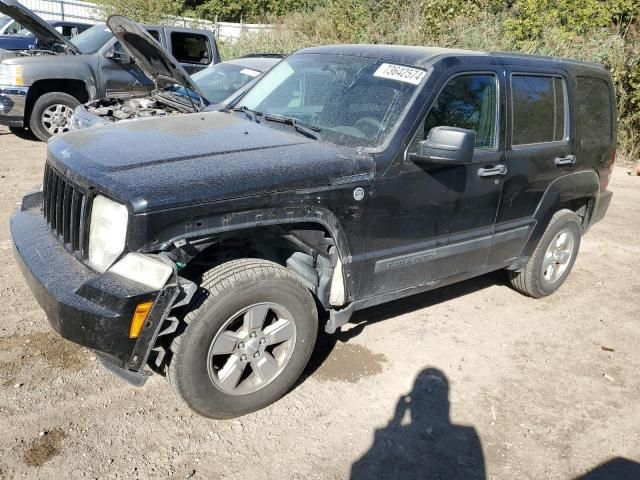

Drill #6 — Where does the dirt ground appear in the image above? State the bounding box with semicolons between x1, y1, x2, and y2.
0;125;639;480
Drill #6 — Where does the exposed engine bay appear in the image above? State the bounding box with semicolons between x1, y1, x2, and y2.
16;49;58;56
84;92;199;122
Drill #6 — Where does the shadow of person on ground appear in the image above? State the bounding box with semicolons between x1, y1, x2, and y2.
576;457;640;480
350;368;485;480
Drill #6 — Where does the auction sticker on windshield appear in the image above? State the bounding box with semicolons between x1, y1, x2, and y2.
240;68;261;77
374;63;426;85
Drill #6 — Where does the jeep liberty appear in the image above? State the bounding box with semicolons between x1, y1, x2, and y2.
11;45;615;418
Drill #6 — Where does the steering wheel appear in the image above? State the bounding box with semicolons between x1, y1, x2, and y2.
354;117;383;138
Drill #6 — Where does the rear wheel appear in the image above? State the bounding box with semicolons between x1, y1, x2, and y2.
509;209;581;298
167;259;318;418
29;92;79;141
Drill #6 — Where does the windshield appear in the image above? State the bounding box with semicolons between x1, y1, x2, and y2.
193;62;263;103
70;24;113;54
238;53;426;149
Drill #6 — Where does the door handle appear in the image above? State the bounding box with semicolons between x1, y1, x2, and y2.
477;164;508;177
554;155;576;166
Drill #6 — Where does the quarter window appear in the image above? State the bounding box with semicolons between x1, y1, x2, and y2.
512;75;566;145
576;76;611;145
421;74;498;149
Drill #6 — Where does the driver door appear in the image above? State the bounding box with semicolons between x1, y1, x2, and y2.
97;39;154;98
361;69;507;298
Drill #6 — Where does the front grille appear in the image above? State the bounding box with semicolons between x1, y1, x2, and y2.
42;164;90;256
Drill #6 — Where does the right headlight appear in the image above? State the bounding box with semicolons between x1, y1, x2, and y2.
0;64;23;86
88;195;128;272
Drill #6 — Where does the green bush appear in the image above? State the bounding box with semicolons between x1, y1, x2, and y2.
220;0;639;163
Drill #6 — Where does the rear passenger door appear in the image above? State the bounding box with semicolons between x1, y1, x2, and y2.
166;29;213;74
493;69;574;262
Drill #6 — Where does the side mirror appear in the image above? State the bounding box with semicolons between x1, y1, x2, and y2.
106;48;131;65
409;126;476;166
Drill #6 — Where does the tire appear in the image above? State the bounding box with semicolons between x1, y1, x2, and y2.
29;92;80;142
167;259;318;419
508;209;582;298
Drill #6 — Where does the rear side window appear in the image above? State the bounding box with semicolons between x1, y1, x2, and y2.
512;75;567;145
170;32;210;65
576;76;612;146
422;74;498;148
55;25;81;39
146;30;161;42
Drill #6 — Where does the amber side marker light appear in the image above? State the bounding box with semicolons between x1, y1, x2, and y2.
130;301;153;338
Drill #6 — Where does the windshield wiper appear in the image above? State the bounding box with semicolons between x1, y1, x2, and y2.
263;113;322;140
233;105;262;122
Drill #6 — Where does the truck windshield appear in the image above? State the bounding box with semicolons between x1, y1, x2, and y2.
70;24;113;54
237;53;426;149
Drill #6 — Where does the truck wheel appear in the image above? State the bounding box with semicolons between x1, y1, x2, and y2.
167;259;318;418
29;92;80;141
508;209;581;298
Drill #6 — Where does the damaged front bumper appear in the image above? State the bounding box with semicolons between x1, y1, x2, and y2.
10;190;180;385
0;85;28;127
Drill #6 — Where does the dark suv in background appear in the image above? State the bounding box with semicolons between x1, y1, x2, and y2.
0;0;218;140
11;45;615;419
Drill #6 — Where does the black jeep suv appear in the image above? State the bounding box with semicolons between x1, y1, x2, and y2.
11;45;615;418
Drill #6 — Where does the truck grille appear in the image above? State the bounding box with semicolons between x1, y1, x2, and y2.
42;164;90;256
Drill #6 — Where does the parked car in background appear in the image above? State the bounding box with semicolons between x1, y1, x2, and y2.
0;20;90;51
0;13;22;34
11;45;615;418
0;0;219;140
72;49;281;129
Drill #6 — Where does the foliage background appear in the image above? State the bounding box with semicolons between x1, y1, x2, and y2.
95;0;639;162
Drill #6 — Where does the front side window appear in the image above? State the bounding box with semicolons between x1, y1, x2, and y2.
419;74;498;149
238;54;426;149
171;32;210;64
512;75;567;145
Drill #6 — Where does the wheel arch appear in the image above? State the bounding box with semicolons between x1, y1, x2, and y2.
517;170;599;261
142;206;355;309
25;79;90;124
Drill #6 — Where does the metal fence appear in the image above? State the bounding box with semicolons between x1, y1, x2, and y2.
8;0;273;39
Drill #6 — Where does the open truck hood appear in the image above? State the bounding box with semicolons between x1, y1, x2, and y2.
107;15;206;107
0;0;80;53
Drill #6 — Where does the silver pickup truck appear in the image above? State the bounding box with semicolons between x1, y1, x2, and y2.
0;0;219;140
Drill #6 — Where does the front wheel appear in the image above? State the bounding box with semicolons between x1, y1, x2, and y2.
167;259;318;418
508;209;582;298
29;92;80;141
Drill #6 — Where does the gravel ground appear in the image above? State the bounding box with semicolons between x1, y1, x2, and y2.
0;125;639;480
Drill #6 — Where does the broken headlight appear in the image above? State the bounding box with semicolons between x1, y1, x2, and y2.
88;195;128;272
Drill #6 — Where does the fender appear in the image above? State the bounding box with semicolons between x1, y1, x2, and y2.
19;56;100;99
517;170;599;261
130;202;356;300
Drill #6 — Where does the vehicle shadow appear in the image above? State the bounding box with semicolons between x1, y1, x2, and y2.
575;457;640;479
350;367;486;479
3;126;38;141
302;270;505;381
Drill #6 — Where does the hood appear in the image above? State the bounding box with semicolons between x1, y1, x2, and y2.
107;15;206;106
47;111;372;213
0;0;79;53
